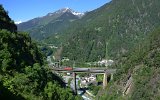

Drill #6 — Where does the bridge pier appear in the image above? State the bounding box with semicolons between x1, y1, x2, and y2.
111;73;113;81
52;67;116;91
103;71;107;89
73;72;77;95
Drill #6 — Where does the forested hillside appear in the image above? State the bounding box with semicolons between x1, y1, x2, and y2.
0;5;81;100
43;1;160;99
50;0;160;62
98;27;160;100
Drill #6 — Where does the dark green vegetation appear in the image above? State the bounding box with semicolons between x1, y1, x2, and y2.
47;0;160;62
0;5;82;100
17;8;83;40
43;0;160;99
10;0;160;99
98;27;160;100
88;84;101;95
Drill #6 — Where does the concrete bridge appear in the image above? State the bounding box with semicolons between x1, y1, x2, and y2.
51;67;116;94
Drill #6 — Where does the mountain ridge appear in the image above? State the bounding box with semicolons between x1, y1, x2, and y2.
17;8;85;40
17;7;84;25
12;0;160;99
57;0;160;62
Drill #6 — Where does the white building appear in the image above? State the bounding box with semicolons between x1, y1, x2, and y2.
98;59;114;66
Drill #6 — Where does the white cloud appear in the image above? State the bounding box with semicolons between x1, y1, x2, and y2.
15;21;22;24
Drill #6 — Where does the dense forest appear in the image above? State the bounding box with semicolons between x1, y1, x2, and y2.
98;27;160;100
43;0;160;99
2;0;160;99
44;0;160;62
0;5;82;100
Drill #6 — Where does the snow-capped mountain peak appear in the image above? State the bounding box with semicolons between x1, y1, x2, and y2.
71;11;84;17
55;7;85;17
69;9;84;17
44;7;85;18
62;7;70;12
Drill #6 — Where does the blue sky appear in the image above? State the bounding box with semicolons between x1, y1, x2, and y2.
0;0;111;23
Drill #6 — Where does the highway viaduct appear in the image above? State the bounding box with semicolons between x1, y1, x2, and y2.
51;67;116;95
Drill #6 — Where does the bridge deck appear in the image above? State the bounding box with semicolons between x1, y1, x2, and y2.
51;67;116;74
